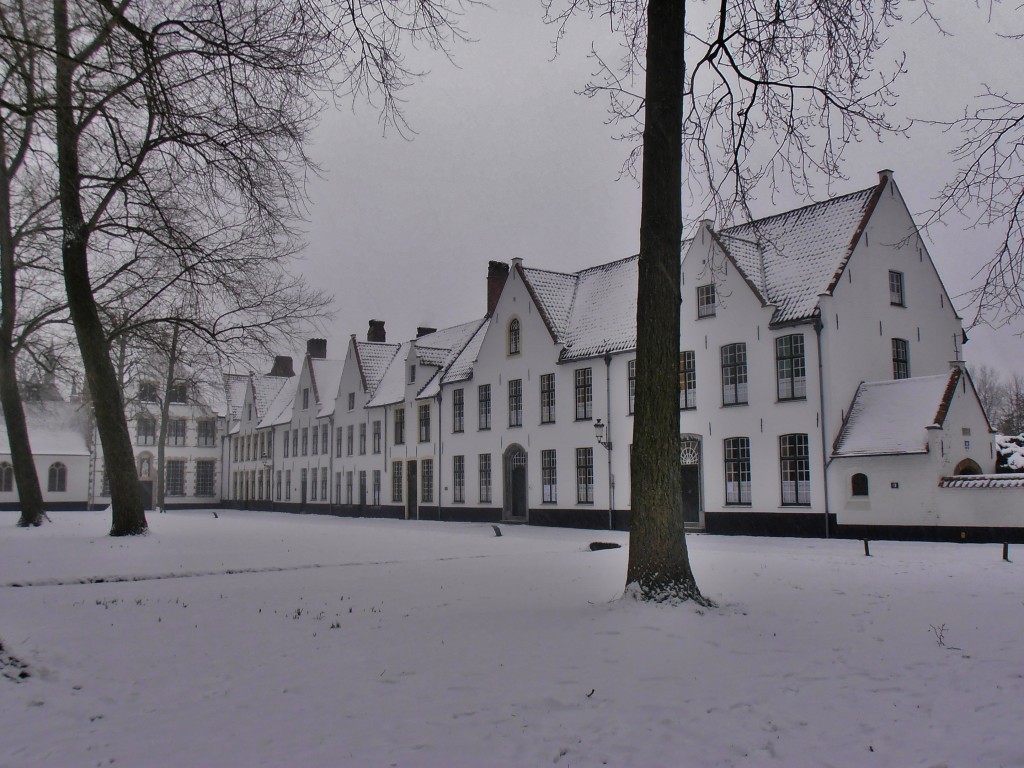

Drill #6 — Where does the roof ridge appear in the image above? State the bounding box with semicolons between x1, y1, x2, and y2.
721;185;876;235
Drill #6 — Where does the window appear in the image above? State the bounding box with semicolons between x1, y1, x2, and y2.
165;460;185;497
418;404;431;442
851;473;869;497
627;360;636;415
453;455;465;502
334;472;341;504
292;429;298;456
372;470;380;505
508;378;522;427
359;471;367;505
479;454;491;503
285;469;291;500
394;408;405;445
697;283;716;318
336;429;343;457
892;338;910;379
680;351;696;409
542;449;557;503
372;421;381;453
1;462;14;492
195;460;216;497
478;385;491;430
283;428;290;458
724;437;751;505
508;318;521;355
301;468;307;501
101;469;110;496
310;468;317;500
359;423;366;455
408;365;416;384
348;392;355;411
776;334;807;400
302;387;310;409
575;368;592;420
576;448;594;504
47;462;67;493
392;461;404;503
452;389;465;433
311;425;319;455
346;472;353;504
889;270;905;306
197;420;216;448
169;382;188;404
322;426;329;455
247;404;253;422
780;433;811;506
540;373;556;424
346;425;354;455
721;343;748;405
139;382;158;402
322;470;329;502
301;427;308;456
167;418;187;446
421;459;434;503
276;470;282;500
137;416;156;446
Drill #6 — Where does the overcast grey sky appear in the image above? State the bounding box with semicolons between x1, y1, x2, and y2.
294;2;1023;377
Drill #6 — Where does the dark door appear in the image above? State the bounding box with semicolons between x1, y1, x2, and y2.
139;481;153;511
681;464;700;525
406;460;418;520
503;446;528;521
300;469;307;510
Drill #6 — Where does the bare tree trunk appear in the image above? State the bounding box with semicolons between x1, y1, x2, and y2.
52;0;146;535
0;128;46;527
626;0;702;602
155;323;180;512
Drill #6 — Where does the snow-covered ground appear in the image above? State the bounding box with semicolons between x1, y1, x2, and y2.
2;510;1022;768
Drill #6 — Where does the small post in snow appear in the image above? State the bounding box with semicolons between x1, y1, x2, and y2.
1003;542;1010;562
863;539;871;557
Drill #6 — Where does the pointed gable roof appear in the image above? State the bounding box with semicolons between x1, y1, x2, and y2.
833;369;964;457
353;340;401;397
257;374;299;429
309;356;344;418
415;318;488;398
223;373;249;423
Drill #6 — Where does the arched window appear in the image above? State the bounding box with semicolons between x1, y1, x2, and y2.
954;459;982;476
48;462;67;493
507;318;521;355
851;472;869;497
0;462;13;492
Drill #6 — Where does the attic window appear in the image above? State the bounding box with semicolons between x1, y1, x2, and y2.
889;271;905;307
508;318;521;355
697;284;716;318
408;365;416;384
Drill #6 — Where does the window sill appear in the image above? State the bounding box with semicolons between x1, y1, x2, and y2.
724;502;752;507
780;503;812;508
721;402;749;408
776;396;808;404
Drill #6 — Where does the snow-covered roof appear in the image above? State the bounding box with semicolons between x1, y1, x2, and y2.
939;474;1024;489
442;319;491;385
354;341;401;397
833;372;957;457
0;401;90;457
414;319;487;399
223;374;249;422
252;375;289;421
711;185;880;326
257;375;300;429
366;342;413;408
309;357;344;419
521;255;638;362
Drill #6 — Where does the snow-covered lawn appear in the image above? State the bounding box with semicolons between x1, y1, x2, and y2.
2;510;1022;767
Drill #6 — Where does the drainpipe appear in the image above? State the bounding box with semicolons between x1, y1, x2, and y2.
436;392;442;521
814;316;831;538
604;352;614;530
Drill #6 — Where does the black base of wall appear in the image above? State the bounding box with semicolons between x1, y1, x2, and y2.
704;511;837;538
529;507;630;531
834;523;1024;544
0;501;90;512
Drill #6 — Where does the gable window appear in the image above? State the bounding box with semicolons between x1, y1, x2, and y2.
165;460;185;497
452;388;465;433
724;437;752;505
540;373;556;424
627;360;636;414
408;365;417;384
479;454;492;503
680;351;696;410
168;418;187;446
892;338;910;379
776;334;807;400
0;462;12;492
542;449;557;503
137;416;156;446
508;378;523;427
302;387;310;410
889;270;905;306
851;473;869;497
453;455;465;502
359;423;366;454
394;408;405;445
721;343;748;405
47;462;67;493
575;368;593;420
348;392;355;411
779;433;811;506
576;448;594;504
697;283;716;318
392;461;403;503
418;403;431;442
372;421;381;453
478;384;491;430
507;318;521;355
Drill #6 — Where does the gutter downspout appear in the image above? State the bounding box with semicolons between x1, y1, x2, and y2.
604;352;614;530
436;391;442;522
814;315;831;538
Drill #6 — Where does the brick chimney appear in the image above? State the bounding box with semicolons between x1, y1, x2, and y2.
367;319;386;343
487;261;510;315
306;338;327;359
268;355;295;377
416;327;437;339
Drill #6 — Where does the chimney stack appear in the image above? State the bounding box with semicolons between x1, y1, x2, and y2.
306;338;327;359
268;355;295;377
487;261;510;316
416;327;437;339
367;319;386;343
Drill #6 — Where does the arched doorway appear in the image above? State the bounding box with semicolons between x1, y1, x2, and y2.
503;444;528;522
953;458;982;476
680;435;703;527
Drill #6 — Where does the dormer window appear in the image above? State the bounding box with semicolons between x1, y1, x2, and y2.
697;284;716;318
507;318;521;355
889;271;905;306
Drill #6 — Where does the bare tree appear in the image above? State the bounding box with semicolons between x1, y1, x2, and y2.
13;0;472;535
969;363;1007;426
999;373;1024;436
544;0;900;601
